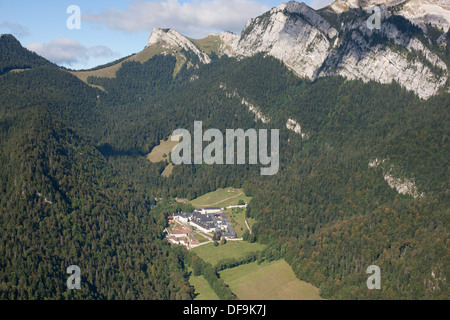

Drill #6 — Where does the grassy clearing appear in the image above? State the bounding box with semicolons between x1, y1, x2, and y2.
161;163;175;177
190;187;252;208
192;231;210;243
225;208;248;238
146;135;182;177
187;267;219;300
70;43;188;88
192;241;265;266
220;260;322;300
70;63;120;83
189;35;221;55
70;44;167;82
9;69;29;73
146;135;180;163
189;274;220;300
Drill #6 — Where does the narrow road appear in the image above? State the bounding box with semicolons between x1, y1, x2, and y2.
245;216;252;235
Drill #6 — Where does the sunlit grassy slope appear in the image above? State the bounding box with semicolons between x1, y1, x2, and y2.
190;187;252;208
220;260;323;300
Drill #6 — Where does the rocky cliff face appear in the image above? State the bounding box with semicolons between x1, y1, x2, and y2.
318;4;448;99
146;1;449;99
329;0;450;32
223;2;338;79
227;1;449;99
369;158;424;198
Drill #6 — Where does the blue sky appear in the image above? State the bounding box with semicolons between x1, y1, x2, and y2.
0;0;333;69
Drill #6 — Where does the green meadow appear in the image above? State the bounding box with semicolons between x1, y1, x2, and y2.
192;241;266;266
219;260;322;300
224;207;253;238
189;274;220;300
190;187;252;208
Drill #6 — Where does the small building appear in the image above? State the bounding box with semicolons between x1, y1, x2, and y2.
226;204;247;209
199;207;222;214
190;236;200;246
189;212;218;233
173;212;191;224
171;225;191;238
167;235;180;245
190;220;217;233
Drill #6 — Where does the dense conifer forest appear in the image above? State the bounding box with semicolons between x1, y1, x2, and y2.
0;34;448;299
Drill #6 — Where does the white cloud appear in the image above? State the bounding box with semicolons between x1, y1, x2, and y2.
308;0;334;10
83;0;271;37
25;38;116;66
0;21;30;38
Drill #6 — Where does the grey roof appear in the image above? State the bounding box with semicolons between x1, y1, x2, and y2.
185;211;236;238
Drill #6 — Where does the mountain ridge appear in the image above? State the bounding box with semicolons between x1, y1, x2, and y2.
70;0;449;100
218;1;449;99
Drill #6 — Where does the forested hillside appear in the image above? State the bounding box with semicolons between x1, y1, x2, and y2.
0;35;53;75
0;62;193;299
0;34;448;300
91;52;448;299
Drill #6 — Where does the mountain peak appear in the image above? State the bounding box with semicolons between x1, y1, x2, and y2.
228;1;339;79
146;27;211;64
277;1;307;11
0;34;54;75
0;33;18;42
329;0;405;11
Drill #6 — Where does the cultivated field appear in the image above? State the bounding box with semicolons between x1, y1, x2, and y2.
190;187;252;208
219;260;322;300
192;241;266;266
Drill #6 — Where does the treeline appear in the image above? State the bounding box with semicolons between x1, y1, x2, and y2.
213;245;286;273
0;44;195;299
0;34;54;75
0;106;194;299
186;244;290;299
188;253;237;300
214;251;259;273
